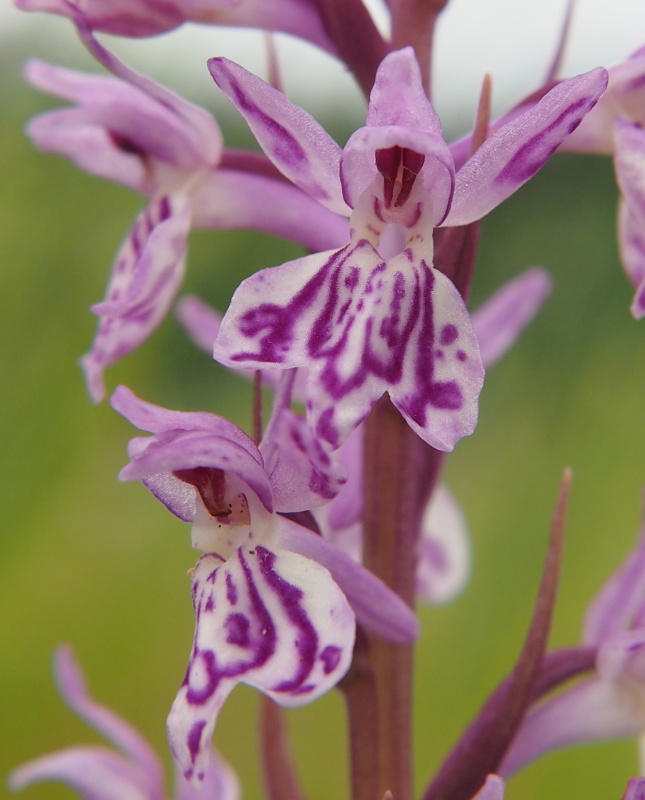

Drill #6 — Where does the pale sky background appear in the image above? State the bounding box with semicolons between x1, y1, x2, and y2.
2;0;644;133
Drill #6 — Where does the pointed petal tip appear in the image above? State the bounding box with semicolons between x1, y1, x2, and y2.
473;774;505;800
53;643;82;692
630;293;645;319
109;384;132;410
79;352;106;405
206;56;347;215
206;56;225;80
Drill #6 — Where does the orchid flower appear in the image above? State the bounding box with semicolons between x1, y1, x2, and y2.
559;46;645;318
501;504;645;776
25;26;348;402
211;47;606;451
176;266;551;604
111;385;418;783
14;0;337;54
8;644;240;800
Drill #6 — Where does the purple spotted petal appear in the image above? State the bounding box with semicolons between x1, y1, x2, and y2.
472;268;552;368
584;511;645;645
81;195;191;402
388;262;483;452
167;547;354;783
278;517;419;643
215;243;483;451
416;485;471;605
614;120;645;318
207;57;348;216
175;748;240;800
214;247;342;373
445;67;608;226
175;296;306;395
174;297;312;412
262;409;346;511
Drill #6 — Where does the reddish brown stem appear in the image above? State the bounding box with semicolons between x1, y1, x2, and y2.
259;697;306;800
339;628;381;800
343;395;444;800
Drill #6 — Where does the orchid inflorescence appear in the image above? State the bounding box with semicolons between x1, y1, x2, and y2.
8;1;645;799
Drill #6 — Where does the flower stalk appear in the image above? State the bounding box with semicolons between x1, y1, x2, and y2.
259;697;305;800
12;5;645;800
358;395;445;800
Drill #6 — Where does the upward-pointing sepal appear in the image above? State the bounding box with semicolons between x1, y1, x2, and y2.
445;67;608;226
208;57;348;216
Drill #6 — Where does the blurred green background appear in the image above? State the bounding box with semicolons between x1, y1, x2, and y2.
2;20;645;800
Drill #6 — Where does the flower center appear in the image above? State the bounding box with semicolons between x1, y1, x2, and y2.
375;146;425;209
173;466;251;526
173;466;264;557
